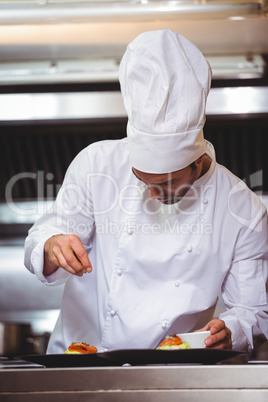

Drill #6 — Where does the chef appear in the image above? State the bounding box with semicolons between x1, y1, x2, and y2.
24;30;268;354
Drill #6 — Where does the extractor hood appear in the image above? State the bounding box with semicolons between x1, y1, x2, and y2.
0;1;266;25
0;54;266;85
0;1;267;81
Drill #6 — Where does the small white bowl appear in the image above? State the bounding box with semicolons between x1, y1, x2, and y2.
176;331;211;349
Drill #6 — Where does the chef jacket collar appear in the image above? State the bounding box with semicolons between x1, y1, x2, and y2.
191;141;216;188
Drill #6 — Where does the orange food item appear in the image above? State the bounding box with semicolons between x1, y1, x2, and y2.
159;334;182;348
66;341;97;354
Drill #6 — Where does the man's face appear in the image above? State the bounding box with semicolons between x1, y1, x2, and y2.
132;164;199;205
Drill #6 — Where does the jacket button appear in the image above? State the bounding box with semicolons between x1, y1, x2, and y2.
202;199;208;204
117;269;123;276
161;321;167;329
174;280;181;287
128;228;134;235
187;244;193;253
110;310;116;317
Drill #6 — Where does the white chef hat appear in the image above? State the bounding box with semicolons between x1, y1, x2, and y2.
118;29;212;173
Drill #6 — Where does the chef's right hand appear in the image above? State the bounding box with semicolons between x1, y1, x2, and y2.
44;234;92;277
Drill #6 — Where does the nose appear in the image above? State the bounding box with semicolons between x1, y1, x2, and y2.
148;184;162;199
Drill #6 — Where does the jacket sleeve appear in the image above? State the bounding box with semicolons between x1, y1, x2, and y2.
24;147;95;286
219;198;268;352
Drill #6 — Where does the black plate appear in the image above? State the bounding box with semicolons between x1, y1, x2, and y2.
101;348;242;366
18;353;122;368
19;349;242;368
248;340;268;364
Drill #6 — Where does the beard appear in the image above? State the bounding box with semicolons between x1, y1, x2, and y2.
158;166;199;205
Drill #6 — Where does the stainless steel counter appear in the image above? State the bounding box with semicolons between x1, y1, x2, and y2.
0;364;268;401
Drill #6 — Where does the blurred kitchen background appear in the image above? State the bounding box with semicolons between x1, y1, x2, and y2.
0;0;268;356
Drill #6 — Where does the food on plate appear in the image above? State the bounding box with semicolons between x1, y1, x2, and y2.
156;334;190;350
64;341;97;354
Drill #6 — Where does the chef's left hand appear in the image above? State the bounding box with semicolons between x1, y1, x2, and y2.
196;319;232;350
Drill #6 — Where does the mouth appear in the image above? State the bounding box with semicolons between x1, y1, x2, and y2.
157;197;168;202
157;197;173;204
157;195;183;204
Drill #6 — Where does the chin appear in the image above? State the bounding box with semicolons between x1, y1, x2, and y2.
159;197;181;205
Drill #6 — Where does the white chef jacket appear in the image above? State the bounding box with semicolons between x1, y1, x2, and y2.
24;138;268;353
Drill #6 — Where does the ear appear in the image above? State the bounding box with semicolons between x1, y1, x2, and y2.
195;153;206;166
